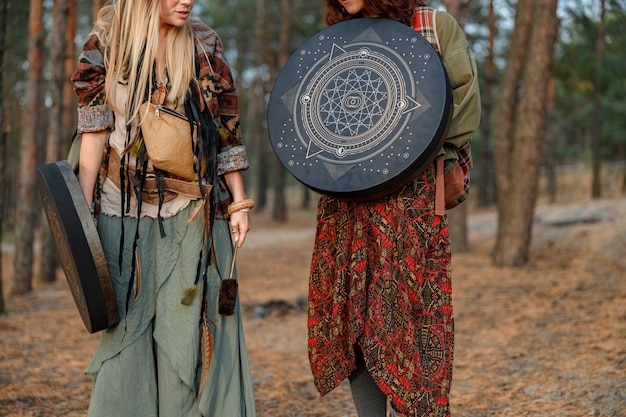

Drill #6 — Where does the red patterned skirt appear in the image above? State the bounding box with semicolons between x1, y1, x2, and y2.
307;165;453;417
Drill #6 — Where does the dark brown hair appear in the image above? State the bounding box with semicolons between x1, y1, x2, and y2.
323;0;427;27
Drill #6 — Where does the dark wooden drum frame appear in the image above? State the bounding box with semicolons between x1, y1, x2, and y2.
37;160;119;333
268;18;452;199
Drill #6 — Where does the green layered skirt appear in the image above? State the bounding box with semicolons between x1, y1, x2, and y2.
86;206;256;417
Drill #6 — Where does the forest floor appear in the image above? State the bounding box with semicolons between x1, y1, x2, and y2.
1;180;625;416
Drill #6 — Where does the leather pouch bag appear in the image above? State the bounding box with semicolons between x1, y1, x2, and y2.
139;102;199;181
444;140;472;209
444;161;466;209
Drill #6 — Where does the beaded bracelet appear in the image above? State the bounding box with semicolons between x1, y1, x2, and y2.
227;198;255;216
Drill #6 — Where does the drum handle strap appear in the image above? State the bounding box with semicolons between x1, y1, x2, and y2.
435;157;445;216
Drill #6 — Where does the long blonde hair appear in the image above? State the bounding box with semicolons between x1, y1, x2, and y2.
92;0;197;124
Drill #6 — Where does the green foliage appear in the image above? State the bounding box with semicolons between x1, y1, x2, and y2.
197;0;323;79
4;1;29;111
551;2;626;163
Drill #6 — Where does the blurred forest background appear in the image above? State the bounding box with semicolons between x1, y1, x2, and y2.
0;0;625;313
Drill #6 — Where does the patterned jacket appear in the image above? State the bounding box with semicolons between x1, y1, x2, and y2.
72;18;249;218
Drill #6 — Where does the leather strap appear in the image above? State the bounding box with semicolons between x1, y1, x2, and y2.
107;148;212;205
435;157;445;216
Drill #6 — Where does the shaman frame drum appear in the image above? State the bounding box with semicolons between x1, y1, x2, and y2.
37;160;119;333
268;18;452;199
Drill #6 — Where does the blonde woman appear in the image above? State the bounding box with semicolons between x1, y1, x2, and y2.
72;0;256;415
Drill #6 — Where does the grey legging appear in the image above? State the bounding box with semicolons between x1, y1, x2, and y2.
349;347;392;417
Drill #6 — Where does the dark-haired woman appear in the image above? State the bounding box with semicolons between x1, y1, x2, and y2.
307;1;481;416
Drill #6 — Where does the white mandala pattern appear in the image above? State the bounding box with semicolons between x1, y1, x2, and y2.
320;68;388;136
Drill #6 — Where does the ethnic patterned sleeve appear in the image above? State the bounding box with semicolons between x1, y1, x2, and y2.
192;20;250;176
71;34;114;134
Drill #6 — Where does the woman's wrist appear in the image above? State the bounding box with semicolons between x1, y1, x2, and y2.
227;198;255;216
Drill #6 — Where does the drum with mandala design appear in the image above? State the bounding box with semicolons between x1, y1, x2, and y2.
267;18;451;199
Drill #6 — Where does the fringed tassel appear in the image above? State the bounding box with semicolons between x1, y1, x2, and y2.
180;285;197;306
181;238;205;306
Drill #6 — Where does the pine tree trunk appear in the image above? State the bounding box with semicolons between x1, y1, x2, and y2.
448;203;469;253
38;0;71;283
272;0;291;222
0;0;7;313
493;0;559;266
301;186;313;210
441;0;470;26
63;0;77;151
477;0;496;207
252;0;269;210
545;78;557;204
591;0;605;199
492;0;533;264
92;0;103;22
492;0;533;200
13;0;45;294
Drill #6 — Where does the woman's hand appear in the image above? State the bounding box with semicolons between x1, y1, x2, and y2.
223;171;252;248
229;209;251;247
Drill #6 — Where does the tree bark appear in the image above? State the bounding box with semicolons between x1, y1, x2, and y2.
13;0;45;294
301;186;312;210
545;77;557;203
92;0;103;22
251;0;269;210
492;0;533;199
591;0;605;199
492;0;533;263
38;0;71;283
477;0;496;207
272;0;291;222
63;0;77;150
0;0;7;313
448;203;469;254
441;0;471;26
493;0;560;266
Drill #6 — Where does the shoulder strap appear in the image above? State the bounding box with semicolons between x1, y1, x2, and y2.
412;7;441;54
413;7;470;214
